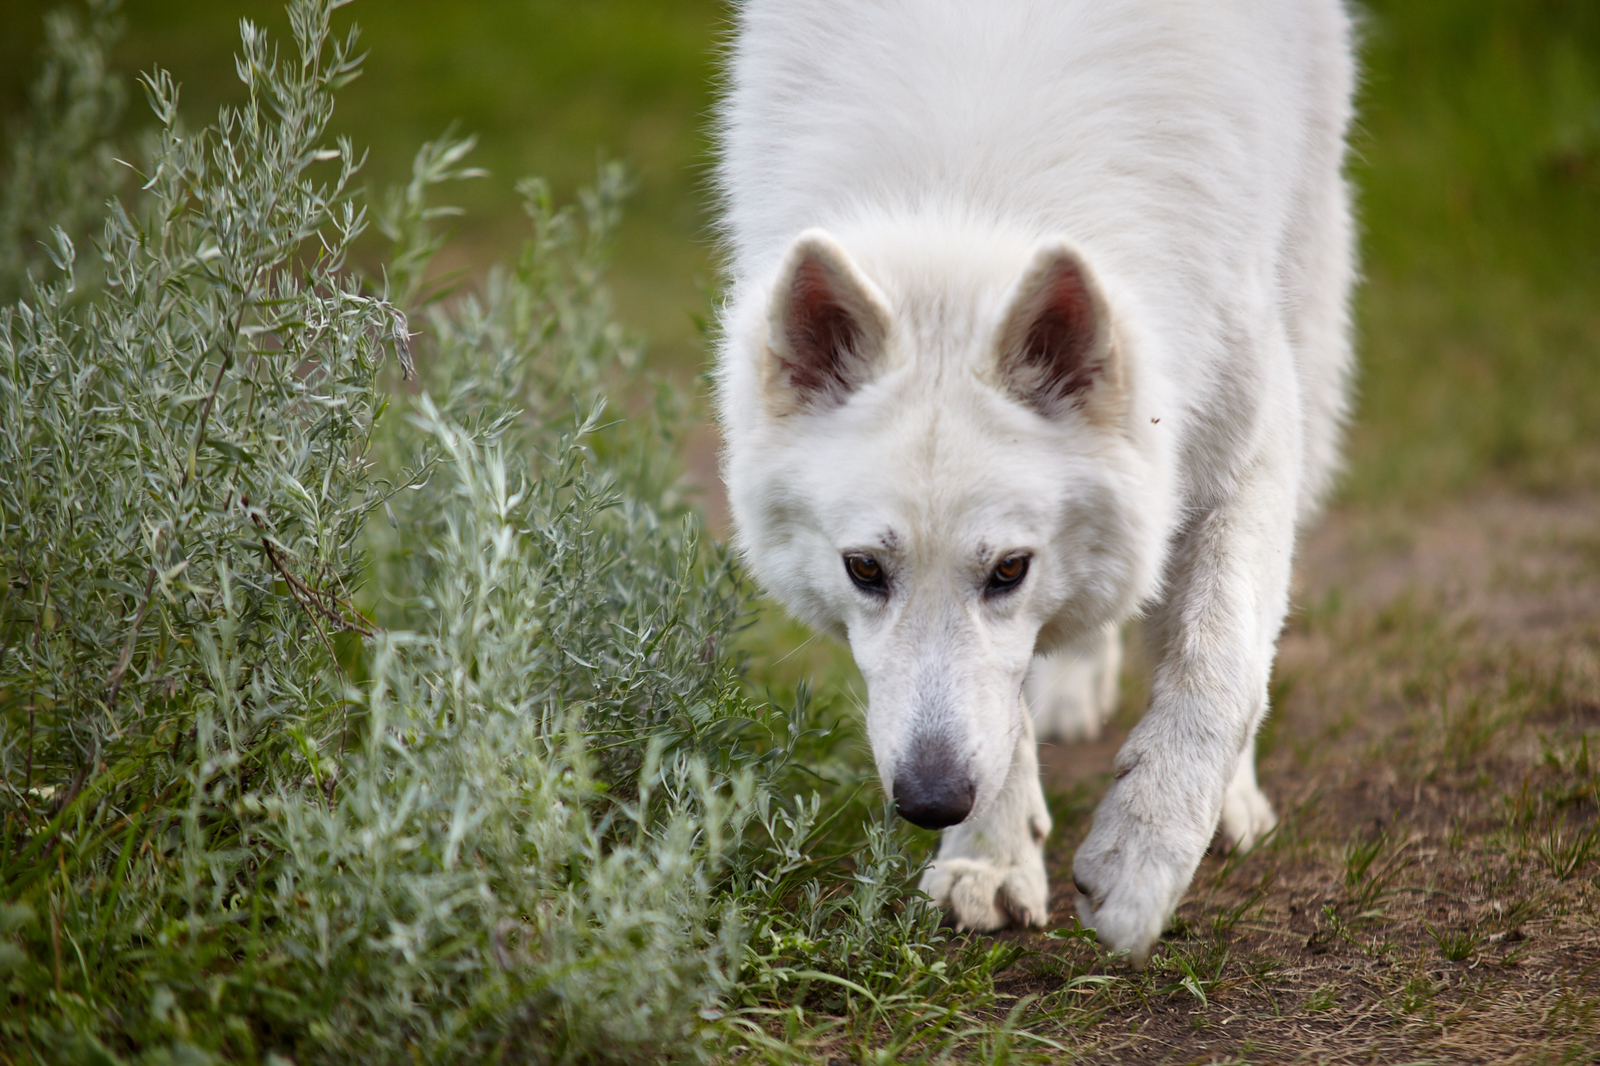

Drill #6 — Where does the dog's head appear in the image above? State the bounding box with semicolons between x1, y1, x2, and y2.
721;224;1160;828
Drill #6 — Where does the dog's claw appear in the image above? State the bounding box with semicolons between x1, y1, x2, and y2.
997;886;1033;928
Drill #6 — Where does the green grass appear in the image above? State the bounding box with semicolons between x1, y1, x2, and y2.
1349;0;1600;502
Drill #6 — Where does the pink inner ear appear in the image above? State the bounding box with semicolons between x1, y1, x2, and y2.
779;256;870;404
1021;267;1100;398
1000;250;1108;414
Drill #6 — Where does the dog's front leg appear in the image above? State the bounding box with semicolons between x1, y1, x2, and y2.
918;705;1052;929
1072;456;1295;966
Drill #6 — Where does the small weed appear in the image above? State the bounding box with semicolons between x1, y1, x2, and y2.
1344;830;1389;887
1490;895;1542;933
1502;774;1545;830
1150;944;1229;1010
1539;733;1598;804
1209;875;1274;941
1437;692;1521;769
1163;912;1199;941
1397;971;1441;1016
1425;922;1483;962
1307;902;1354;953
1535;814;1600;880
1343;830;1406;913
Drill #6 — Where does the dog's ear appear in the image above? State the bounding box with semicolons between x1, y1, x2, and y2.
763;229;892;414
991;241;1121;420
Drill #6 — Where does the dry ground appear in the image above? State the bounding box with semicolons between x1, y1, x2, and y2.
989;491;1600;1063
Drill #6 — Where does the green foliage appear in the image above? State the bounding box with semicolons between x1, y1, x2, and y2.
1425;921;1484;963
0;3;994;1061
1349;0;1600;501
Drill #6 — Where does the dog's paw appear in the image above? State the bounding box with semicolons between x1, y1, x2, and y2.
1071;779;1207;967
1215;774;1277;854
1071;847;1181;968
919;856;1050;930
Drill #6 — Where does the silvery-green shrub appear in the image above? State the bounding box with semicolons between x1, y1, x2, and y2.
0;3;1008;1062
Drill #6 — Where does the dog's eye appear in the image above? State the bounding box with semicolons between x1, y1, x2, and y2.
844;553;886;592
987;554;1029;593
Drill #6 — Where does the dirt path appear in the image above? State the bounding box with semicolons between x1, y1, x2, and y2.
1023;491;1600;1063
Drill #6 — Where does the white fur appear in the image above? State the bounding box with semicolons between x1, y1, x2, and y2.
714;0;1355;967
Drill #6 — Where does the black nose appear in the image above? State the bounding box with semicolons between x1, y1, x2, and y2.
893;745;976;829
894;775;975;829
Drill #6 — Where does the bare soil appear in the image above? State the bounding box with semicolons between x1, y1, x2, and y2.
1004;491;1600;1063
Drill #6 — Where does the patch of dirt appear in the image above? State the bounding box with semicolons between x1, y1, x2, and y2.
1014;490;1600;1064
1294;491;1600;640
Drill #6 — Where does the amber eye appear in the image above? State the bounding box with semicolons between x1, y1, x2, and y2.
844;553;886;592
987;554;1030;592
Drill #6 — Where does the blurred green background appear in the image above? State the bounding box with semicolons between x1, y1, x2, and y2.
4;0;1599;508
3;0;728;377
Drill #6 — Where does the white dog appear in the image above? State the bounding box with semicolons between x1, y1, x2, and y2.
714;0;1355;966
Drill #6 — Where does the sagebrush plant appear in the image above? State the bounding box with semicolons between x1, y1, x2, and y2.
0;2;1012;1062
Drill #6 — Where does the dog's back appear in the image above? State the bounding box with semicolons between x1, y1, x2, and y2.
718;0;1354;515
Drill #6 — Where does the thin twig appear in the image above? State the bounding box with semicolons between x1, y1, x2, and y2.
244;494;374;757
259;535;375;637
245;497;374;639
185;234;276;488
185;346;235;488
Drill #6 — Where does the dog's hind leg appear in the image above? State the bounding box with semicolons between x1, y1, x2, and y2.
1027;622;1122;741
1216;738;1277;853
918;706;1052;930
